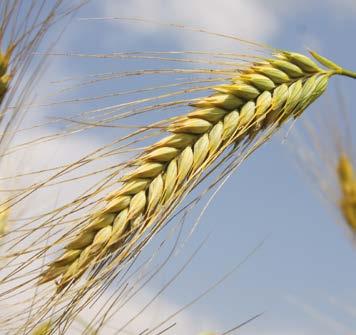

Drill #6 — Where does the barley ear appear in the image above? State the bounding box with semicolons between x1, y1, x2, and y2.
40;49;356;291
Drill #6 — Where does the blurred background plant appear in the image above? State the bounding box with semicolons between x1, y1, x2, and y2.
293;93;356;241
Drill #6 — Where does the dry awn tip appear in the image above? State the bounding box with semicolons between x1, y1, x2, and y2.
38;49;356;292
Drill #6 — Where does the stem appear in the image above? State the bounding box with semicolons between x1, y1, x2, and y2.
339;68;356;79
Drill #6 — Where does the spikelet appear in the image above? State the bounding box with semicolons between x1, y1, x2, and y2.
31;321;52;335
0;203;9;237
38;48;356;293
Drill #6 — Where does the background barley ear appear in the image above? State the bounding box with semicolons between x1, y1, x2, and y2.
337;154;356;232
0;1;89;272
0;1;88;160
292;89;356;240
0;2;93;333
39;48;356;295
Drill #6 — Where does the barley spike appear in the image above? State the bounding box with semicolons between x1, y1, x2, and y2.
40;50;356;290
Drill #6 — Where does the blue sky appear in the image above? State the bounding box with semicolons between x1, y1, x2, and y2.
9;1;356;334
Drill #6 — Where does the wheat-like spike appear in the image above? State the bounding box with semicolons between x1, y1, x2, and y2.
337;154;356;232
38;49;356;291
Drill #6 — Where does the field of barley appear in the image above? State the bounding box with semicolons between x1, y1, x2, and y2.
0;1;356;334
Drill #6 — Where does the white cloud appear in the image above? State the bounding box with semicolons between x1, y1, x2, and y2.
101;0;278;50
78;288;219;334
259;0;356;16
